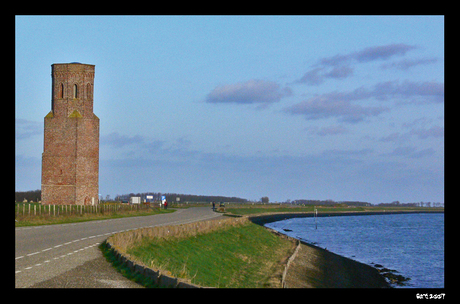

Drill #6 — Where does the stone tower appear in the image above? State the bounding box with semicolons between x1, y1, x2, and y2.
41;63;99;205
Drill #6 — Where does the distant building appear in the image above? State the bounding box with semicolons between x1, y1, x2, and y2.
41;63;99;205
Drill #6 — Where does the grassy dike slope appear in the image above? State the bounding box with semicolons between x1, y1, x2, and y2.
100;217;296;288
125;220;295;288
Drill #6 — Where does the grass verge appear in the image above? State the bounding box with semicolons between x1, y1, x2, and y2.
15;207;175;227
126;222;295;288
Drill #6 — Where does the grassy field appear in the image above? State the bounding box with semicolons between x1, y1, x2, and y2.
15;203;175;227
226;205;347;215
225;205;443;216
126;222;296;288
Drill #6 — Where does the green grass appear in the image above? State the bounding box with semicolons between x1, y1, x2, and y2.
127;222;295;288
225;205;443;216
226;206;312;215
15;203;175;227
225;206;363;215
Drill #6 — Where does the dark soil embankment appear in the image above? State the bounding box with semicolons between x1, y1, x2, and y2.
284;241;389;288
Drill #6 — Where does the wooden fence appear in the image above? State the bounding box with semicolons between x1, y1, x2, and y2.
15;202;153;218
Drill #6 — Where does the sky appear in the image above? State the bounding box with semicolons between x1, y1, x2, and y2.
15;16;444;204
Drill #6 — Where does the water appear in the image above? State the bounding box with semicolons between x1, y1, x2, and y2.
266;213;444;288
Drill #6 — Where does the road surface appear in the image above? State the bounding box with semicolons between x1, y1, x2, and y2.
15;207;222;288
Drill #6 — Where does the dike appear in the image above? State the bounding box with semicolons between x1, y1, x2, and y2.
104;215;252;288
104;211;392;288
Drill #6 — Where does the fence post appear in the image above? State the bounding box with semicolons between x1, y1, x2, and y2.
34;204;36;216
53;204;56;216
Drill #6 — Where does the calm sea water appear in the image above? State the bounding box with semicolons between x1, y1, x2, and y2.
266;213;444;288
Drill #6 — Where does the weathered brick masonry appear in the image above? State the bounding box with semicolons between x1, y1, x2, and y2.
41;63;99;205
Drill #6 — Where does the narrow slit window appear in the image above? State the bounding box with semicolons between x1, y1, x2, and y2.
73;84;78;98
58;83;64;98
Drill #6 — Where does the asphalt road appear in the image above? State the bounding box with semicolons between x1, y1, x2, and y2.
15;207;222;288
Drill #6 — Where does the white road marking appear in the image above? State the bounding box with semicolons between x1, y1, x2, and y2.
16;206;221;276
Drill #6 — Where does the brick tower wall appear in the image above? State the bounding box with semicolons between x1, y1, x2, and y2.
41;63;99;205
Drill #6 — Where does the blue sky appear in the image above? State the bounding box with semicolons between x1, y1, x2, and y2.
15;16;444;203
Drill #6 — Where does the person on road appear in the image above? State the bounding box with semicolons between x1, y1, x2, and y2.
164;200;168;210
212;201;215;211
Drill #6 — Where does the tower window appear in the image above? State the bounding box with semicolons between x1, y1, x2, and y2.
73;84;78;98
58;83;64;98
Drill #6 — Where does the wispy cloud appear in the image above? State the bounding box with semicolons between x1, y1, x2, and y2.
101;132;145;148
383;146;436;159
205;79;292;107
319;43;417;66
298;43;418;86
284;79;444;123
380;57;438;70
352;44;418;63
379;125;444;144
314;125;350;136
299;66;354;85
410;126;444;139
15;119;42;140
284;97;388;123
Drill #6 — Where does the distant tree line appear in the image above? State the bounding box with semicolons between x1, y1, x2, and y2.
377;201;443;207
291;199;371;207
15;189;41;202
15;189;248;204
114;192;248;204
16;189;441;208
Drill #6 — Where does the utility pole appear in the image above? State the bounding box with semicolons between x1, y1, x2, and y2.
314;206;318;230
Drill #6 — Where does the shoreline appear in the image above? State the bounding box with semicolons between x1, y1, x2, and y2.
248;211;441;288
247;209;443;226
285;240;390;288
